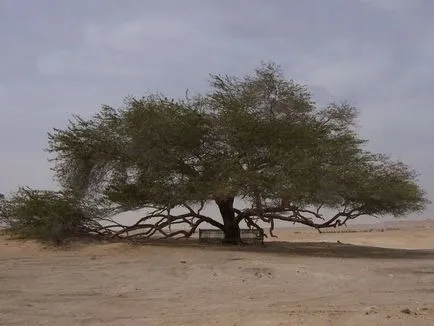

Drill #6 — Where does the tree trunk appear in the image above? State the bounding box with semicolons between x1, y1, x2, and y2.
215;197;241;244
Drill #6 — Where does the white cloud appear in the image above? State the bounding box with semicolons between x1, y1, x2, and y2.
36;49;138;77
359;0;423;12
83;17;196;53
290;40;390;97
36;17;209;78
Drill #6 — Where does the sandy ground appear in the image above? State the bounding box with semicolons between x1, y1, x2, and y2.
1;220;434;326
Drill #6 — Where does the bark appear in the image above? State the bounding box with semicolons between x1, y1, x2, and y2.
215;197;241;244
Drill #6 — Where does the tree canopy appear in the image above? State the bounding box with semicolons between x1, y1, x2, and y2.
5;63;427;244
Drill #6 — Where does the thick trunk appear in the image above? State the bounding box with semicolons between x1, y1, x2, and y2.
215;197;241;244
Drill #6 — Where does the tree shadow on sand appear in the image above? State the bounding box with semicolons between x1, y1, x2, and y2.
254;241;434;259
135;239;434;260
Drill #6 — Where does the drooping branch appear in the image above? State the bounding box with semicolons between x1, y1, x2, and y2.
242;215;269;239
269;218;277;238
86;203;223;240
240;204;365;232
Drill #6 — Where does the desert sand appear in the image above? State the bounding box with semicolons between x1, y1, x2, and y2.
1;220;434;326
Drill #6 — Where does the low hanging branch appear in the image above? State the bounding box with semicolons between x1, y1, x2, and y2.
87;203;224;240
239;203;365;234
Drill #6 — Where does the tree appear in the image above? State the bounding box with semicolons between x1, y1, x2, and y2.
46;63;429;244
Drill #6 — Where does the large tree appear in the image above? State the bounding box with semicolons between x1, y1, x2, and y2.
47;63;428;243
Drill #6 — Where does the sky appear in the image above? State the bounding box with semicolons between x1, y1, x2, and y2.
1;0;433;221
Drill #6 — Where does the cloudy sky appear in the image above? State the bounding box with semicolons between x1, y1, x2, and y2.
1;0;433;219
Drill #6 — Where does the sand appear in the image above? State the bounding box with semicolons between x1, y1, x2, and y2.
1;220;434;325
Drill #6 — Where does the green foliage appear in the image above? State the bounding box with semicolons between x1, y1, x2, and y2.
0;188;99;243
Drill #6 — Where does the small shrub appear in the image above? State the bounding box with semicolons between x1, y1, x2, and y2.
0;188;98;243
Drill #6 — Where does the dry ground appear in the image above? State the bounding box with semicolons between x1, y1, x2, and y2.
1;220;434;326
